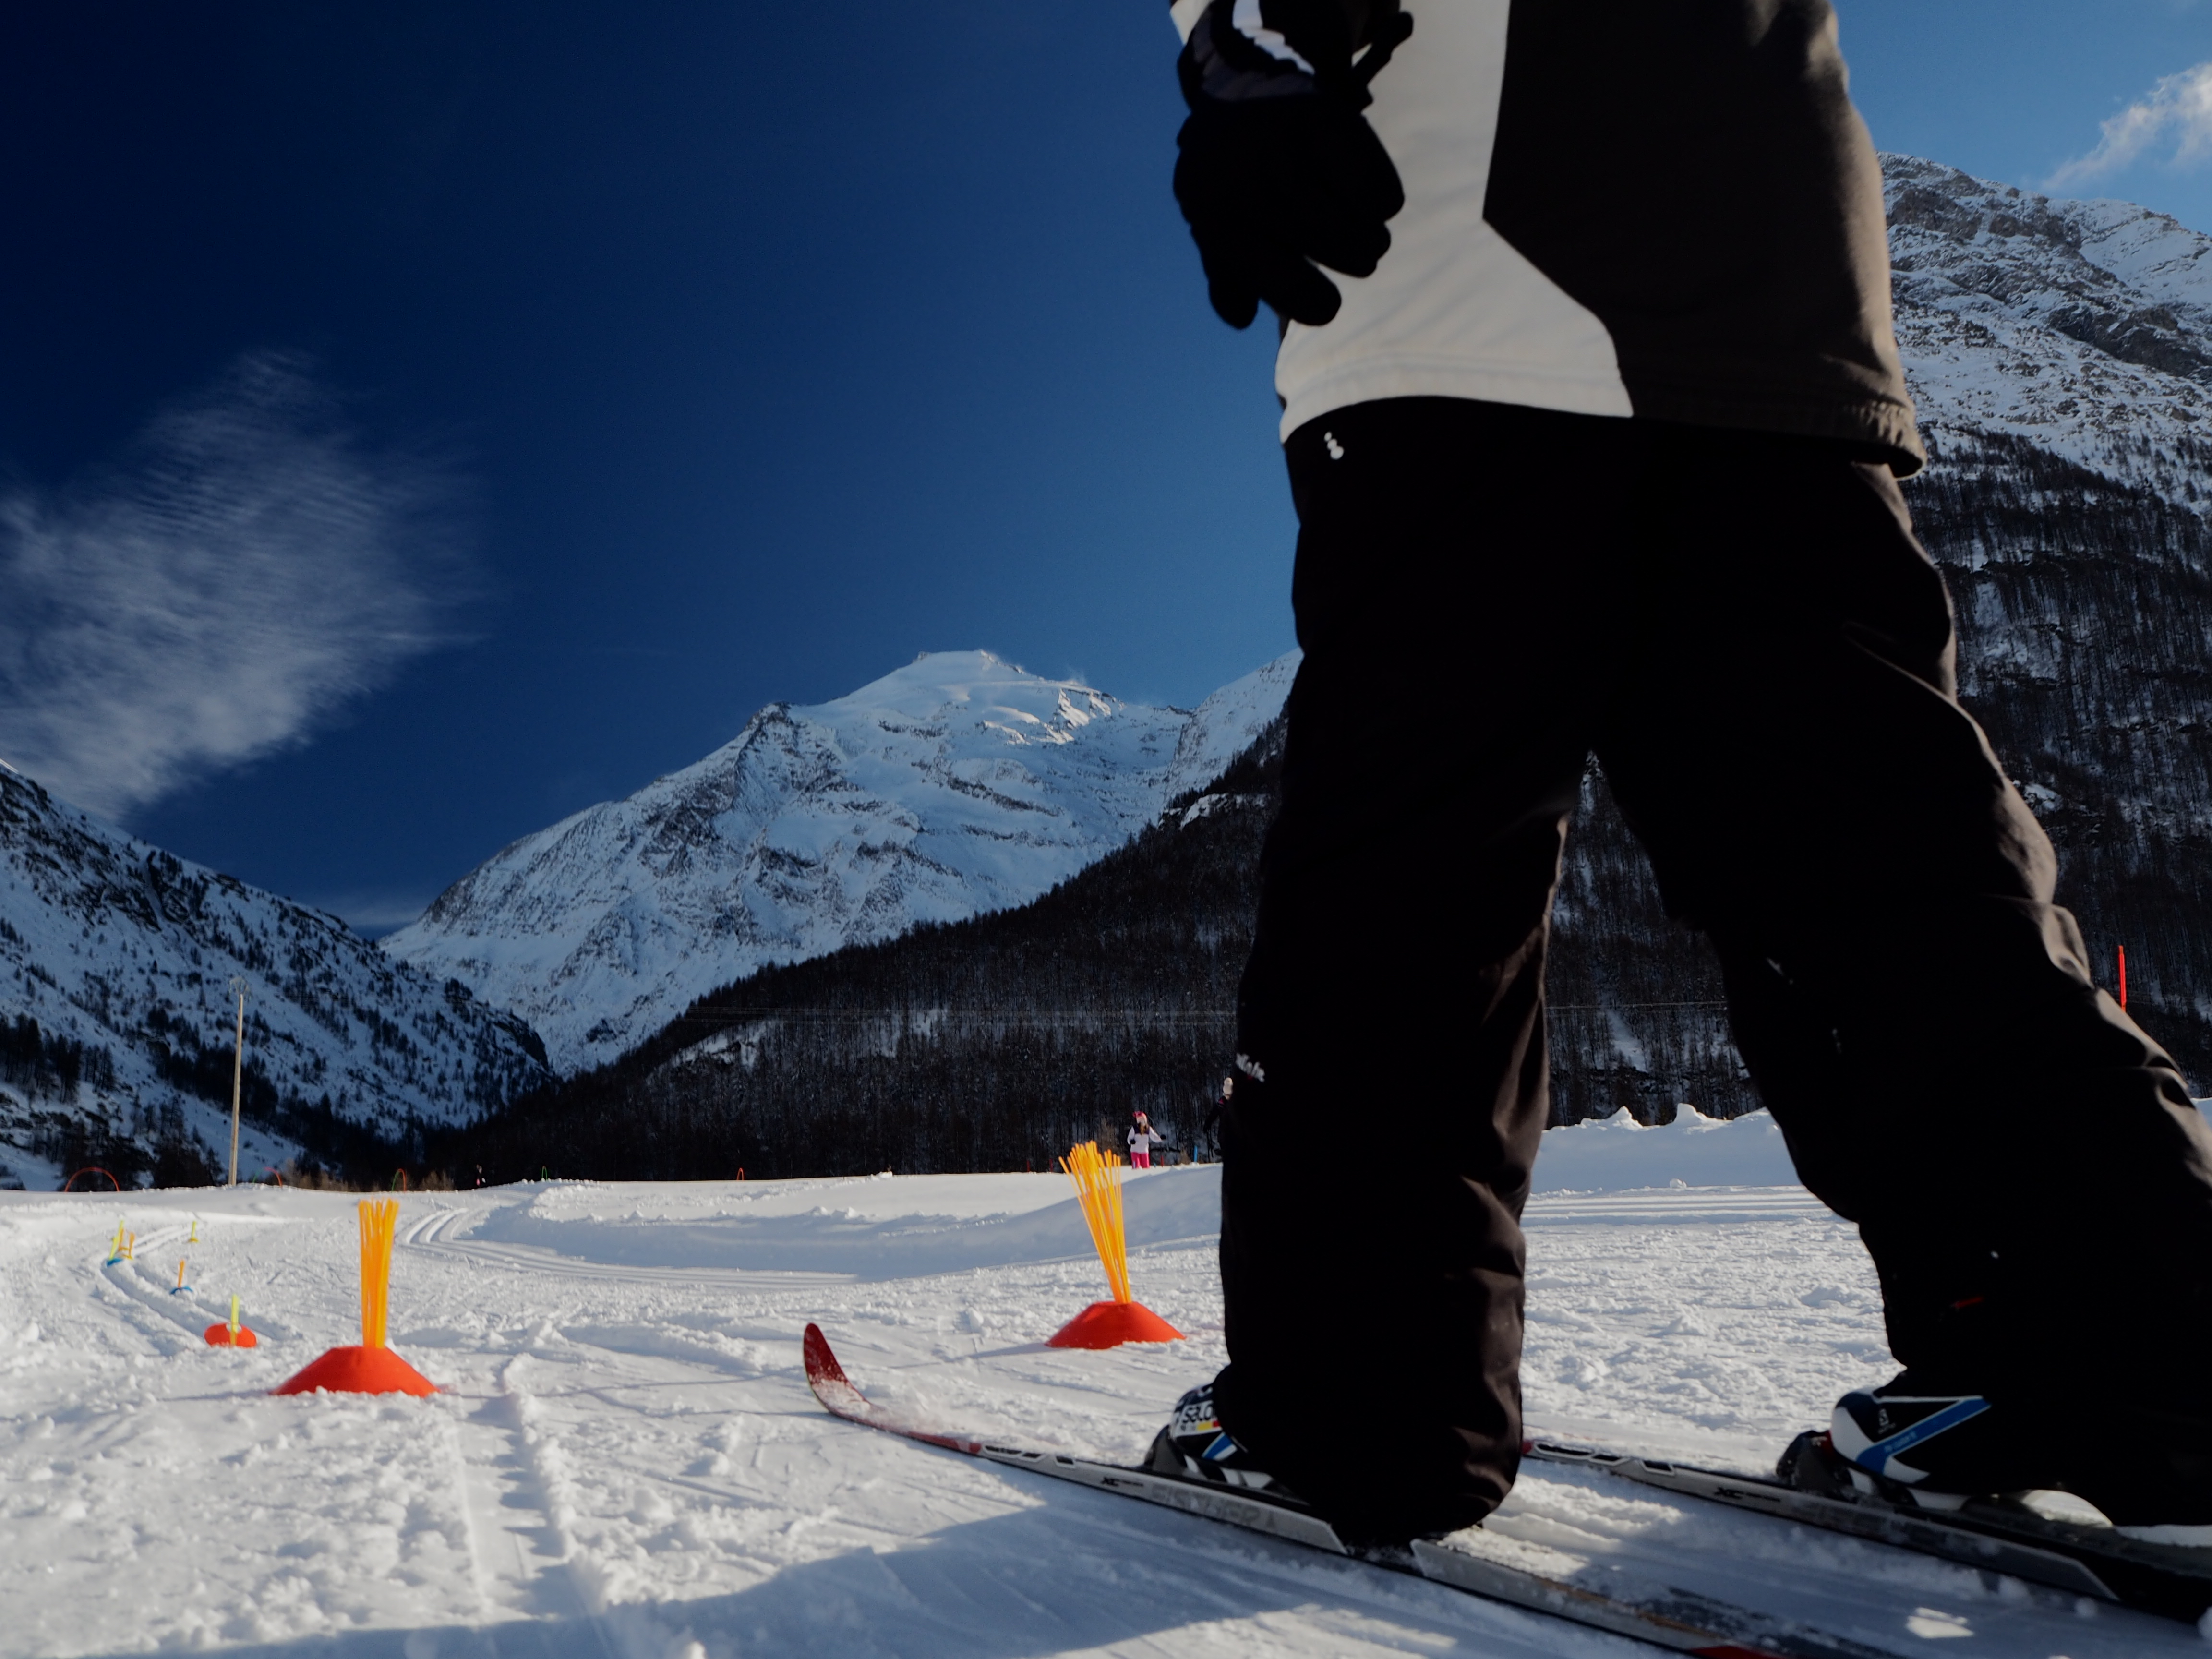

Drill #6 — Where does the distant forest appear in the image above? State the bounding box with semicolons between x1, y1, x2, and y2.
433;431;2212;1183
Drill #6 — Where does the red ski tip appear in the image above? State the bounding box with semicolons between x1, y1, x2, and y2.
800;1323;994;1456
803;1322;849;1389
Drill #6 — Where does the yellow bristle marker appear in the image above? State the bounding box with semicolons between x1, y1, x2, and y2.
1058;1142;1132;1305
358;1198;398;1349
229;1295;241;1337
1044;1141;1182;1348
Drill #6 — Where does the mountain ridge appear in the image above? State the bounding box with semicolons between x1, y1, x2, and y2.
0;762;552;1189
383;649;1298;1073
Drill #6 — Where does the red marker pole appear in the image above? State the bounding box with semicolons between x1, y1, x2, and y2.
2119;945;2128;1010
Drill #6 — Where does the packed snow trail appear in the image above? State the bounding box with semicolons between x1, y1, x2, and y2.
0;1118;2200;1656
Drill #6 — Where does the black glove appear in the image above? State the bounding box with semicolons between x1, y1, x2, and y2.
1173;0;1412;330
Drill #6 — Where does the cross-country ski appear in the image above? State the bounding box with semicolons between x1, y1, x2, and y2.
1527;1438;2212;1623
803;1321;1894;1659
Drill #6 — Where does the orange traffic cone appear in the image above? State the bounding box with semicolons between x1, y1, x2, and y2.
1046;1142;1183;1349
205;1294;258;1348
273;1199;434;1396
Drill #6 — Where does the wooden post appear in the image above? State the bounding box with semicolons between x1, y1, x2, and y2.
227;977;247;1186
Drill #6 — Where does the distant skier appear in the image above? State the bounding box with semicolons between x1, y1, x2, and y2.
1201;1075;1232;1160
1127;1111;1167;1169
1148;0;2212;1545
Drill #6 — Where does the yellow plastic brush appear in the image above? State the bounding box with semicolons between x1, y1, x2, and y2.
1058;1142;1132;1305
358;1198;398;1348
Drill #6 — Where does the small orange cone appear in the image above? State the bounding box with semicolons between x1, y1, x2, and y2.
272;1344;431;1395
206;1295;258;1347
1048;1299;1184;1349
1046;1141;1182;1349
273;1199;436;1397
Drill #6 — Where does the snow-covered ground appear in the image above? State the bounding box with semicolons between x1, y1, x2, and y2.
1;1112;2199;1657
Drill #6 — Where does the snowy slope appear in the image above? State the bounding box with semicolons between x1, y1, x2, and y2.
1162;650;1298;802
1886;152;2212;503
385;651;1298;1074
0;764;551;1189
0;1117;2194;1658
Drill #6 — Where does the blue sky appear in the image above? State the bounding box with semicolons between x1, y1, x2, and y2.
4;1;2212;933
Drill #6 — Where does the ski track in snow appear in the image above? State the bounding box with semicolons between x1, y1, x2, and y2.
0;1131;2201;1658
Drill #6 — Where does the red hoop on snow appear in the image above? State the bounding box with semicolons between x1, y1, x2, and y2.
62;1167;121;1192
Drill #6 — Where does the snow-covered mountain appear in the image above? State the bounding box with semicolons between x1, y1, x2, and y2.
384;651;1297;1074
1884;152;2212;503
0;763;551;1189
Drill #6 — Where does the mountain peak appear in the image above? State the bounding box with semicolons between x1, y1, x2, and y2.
384;651;1297;1073
811;649;1121;734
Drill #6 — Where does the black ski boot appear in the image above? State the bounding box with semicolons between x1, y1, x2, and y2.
1788;1379;2212;1545
1147;1380;1309;1506
1799;1373;2056;1511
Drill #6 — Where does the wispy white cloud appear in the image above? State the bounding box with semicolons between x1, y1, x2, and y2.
2050;60;2212;190
0;352;468;820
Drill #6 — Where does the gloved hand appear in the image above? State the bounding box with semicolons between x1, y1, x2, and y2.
1173;0;1411;329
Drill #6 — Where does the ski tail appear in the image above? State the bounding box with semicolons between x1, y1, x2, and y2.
1526;1435;2212;1625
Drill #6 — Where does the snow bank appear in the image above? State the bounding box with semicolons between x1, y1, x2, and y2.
467;1164;1226;1279
1534;1107;1800;1194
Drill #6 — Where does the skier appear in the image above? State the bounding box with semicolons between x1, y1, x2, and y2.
1201;1074;1232;1160
1127;1110;1166;1169
1149;0;2212;1544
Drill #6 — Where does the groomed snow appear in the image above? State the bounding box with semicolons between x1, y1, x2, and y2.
1;1114;2199;1657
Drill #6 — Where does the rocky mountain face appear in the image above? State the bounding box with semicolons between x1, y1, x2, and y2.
0;764;551;1189
1882;153;2212;497
1548;155;2212;1118
384;650;1297;1074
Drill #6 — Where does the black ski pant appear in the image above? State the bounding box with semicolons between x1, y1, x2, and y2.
1211;397;2212;1540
